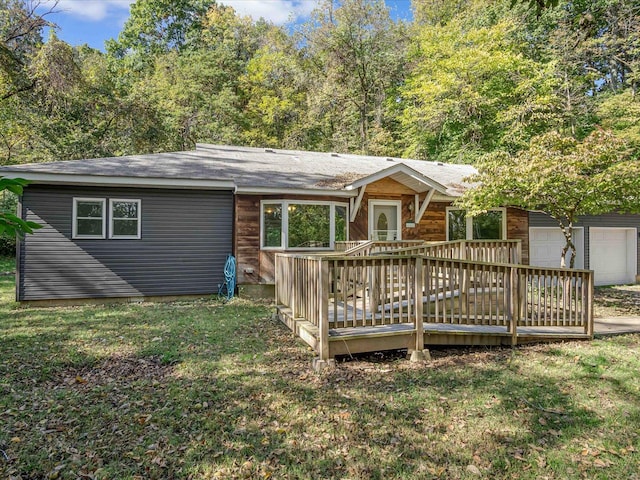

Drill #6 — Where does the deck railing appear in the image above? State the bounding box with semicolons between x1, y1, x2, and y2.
338;240;424;257
391;240;522;264
421;258;592;329
276;245;593;363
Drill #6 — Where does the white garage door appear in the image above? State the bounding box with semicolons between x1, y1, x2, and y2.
590;228;637;286
530;227;584;269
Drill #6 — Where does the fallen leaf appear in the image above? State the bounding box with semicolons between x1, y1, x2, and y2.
466;464;481;475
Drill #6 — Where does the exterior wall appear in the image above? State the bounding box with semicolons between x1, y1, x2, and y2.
235;193;344;284
350;178;448;242
507;207;529;265
236;182;530;285
529;212;640;275
19;185;233;300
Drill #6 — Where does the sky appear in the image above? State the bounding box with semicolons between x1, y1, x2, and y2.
37;0;414;51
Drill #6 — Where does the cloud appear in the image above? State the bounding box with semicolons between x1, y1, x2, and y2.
44;0;317;25
219;0;317;25
51;0;134;22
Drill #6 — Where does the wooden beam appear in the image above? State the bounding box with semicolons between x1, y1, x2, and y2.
415;189;436;223
349;186;366;222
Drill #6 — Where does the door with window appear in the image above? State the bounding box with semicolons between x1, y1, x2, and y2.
369;200;401;241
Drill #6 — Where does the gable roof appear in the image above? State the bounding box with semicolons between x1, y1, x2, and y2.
0;144;476;197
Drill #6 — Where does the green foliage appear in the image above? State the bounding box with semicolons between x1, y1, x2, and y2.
0;0;51;101
1;0;639;169
401;1;560;163
107;0;213;58
300;0;407;154
458;129;639;266
0;177;40;238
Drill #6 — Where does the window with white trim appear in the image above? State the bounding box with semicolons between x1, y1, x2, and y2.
447;208;506;240
110;199;141;239
261;201;348;249
73;198;106;239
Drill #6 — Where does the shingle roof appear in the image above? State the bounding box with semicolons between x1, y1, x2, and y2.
0;144;477;197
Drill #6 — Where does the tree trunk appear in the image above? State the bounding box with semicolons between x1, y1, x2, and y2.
559;222;577;268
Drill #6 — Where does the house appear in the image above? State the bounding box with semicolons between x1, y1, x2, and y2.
0;144;636;303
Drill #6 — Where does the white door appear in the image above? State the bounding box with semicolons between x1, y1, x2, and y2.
529;227;584;269
369;200;401;241
589;228;637;286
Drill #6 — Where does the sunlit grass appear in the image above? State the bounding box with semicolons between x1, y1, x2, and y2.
1;276;639;479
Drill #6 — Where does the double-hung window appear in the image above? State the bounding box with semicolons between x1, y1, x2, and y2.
261;201;348;250
73;198;106;239
110;199;141;239
447;208;506;240
72;197;141;239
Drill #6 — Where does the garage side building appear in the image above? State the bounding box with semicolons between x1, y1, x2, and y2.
529;212;639;286
18;185;234;301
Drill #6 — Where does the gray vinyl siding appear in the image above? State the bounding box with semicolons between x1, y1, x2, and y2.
529;212;640;275
19;185;233;300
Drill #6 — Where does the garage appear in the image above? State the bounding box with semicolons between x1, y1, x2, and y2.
529;227;584;269
589;228;637;286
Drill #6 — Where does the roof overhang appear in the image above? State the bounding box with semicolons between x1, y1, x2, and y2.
0;171;236;190
235;186;357;197
344;163;448;194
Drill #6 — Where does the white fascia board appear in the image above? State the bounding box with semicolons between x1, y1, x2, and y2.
344;163;448;193
0;172;236;190
235;186;357;197
432;192;458;202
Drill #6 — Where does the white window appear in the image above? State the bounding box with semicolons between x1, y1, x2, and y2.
110;199;141;239
73;198;106;239
447;208;506;240
261;200;348;250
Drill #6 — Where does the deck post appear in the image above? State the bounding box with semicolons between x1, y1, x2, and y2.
508;266;518;346
585;271;594;338
410;256;429;362
313;259;334;372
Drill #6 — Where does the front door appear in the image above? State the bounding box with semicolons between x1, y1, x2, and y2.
369;200;401;240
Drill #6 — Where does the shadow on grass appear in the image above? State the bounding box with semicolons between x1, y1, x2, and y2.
2;297;639;479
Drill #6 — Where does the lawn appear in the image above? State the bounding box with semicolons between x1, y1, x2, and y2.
1;276;639;479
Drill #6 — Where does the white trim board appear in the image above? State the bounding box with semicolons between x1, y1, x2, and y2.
369;199;402;241
0;172;236;190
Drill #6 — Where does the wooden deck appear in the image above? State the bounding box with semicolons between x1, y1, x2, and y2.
275;241;594;369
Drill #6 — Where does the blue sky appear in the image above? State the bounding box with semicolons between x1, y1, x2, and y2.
38;0;414;51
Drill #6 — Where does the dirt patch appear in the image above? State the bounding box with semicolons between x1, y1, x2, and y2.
594;284;640;318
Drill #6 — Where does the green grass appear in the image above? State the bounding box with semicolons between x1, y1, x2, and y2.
1;277;639;479
0;255;14;273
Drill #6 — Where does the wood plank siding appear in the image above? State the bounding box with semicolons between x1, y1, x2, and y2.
235;179;530;285
19;185;233;300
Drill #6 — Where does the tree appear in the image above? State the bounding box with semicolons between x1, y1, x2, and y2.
457;129;640;267
240;27;308;148
0;177;40;237
107;0;213;58
0;0;56;101
300;0;407;154
401;1;559;163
